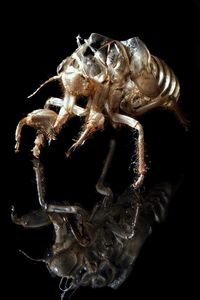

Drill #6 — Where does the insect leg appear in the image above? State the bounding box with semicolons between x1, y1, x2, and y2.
53;94;77;133
11;206;51;228
44;97;63;109
33;159;86;215
66;110;104;157
45;96;85;117
112;113;145;189
33;159;91;246
34;159;93;247
46;204;87;214
129;96;169;116
32;133;45;158
15;117;29;153
15;109;58;156
96;139;116;198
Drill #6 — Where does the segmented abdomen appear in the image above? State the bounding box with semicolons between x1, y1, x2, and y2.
151;56;180;101
146;182;172;223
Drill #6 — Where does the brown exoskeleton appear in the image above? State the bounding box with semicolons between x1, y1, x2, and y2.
12;141;175;299
15;33;187;187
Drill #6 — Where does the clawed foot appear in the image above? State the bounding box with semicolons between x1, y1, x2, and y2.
65;139;84;157
11;206;27;226
15;142;20;153
15;109;58;157
65;126;95;157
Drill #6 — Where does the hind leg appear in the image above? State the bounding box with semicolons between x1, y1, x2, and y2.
112;113;146;189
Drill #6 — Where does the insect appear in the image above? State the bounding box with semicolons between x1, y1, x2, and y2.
12;141;174;299
15;33;187;187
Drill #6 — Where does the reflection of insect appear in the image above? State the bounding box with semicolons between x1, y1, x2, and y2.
15;33;187;187
12;142;174;299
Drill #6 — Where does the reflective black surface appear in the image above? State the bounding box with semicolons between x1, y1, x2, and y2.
3;1;199;299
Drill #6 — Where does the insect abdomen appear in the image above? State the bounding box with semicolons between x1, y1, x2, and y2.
145;182;172;223
151;56;180;100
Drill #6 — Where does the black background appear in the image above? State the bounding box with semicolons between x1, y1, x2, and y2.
3;0;200;299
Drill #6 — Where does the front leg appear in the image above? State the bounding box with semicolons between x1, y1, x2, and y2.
44;97;63;109
33;159;87;216
11;206;51;228
53;94;76;133
120;95;168;117
106;205;140;240
15;109;58;157
33;159;91;246
111;113;146;189
32;133;45;158
44;96;86;132
44;96;71;134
